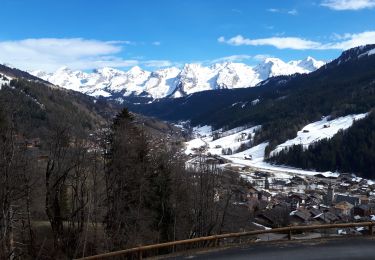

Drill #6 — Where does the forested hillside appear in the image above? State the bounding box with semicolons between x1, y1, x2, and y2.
130;45;375;154
0;78;117;138
268;111;375;178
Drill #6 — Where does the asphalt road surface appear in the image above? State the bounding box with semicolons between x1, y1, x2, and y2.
166;237;375;260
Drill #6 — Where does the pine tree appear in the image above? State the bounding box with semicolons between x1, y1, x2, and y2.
104;108;150;248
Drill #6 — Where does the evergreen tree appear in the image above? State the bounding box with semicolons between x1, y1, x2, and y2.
104;108;150;248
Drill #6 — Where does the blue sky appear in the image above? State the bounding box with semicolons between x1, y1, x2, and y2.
0;0;374;71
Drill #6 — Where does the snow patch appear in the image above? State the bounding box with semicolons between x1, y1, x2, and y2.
184;112;371;179
271;113;368;156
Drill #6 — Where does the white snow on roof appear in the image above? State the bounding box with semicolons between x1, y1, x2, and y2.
252;222;271;230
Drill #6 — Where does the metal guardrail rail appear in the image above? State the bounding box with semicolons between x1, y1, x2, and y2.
75;221;374;260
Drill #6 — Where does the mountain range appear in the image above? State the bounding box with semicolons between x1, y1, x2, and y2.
31;57;325;100
2;44;375;178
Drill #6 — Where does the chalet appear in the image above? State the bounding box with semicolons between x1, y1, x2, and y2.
335;194;360;206
314;173;337;179
334;201;354;216
309;207;323;218
290;209;311;224
353;205;371;217
272;194;288;204
258;190;272;202
272;179;288;186
338;173;353;182
205;156;225;165
254;171;269;178
256;211;277;227
256;205;290;227
288;193;307;204
314;211;338;224
305;195;321;207
273;202;291;211
291;176;307;185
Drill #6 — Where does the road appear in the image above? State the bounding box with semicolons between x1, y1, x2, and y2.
165;237;375;260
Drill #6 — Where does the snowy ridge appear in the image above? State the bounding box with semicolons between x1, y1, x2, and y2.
0;72;44;109
271;113;368;156
30;57;324;100
185;112;369;178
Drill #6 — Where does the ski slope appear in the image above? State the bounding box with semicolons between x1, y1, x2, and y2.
185;112;369;179
271;113;368;156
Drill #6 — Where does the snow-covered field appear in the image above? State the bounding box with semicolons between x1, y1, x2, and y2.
185;125;260;156
185;112;369;179
271;113;368;156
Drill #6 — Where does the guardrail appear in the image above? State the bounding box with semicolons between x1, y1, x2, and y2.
75;221;374;260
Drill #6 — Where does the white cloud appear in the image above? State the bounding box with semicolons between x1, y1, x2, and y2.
211;55;252;63
267;8;298;15
143;60;172;67
218;31;375;50
267;8;280;12
218;36;226;43
288;9;298;15
322;31;375;49
152;41;161;46
231;8;242;14
331;32;353;40
0;38;171;72
265;25;275;30
218;35;321;50
321;0;375;10
253;54;273;61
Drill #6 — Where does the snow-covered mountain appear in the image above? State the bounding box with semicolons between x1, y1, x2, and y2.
31;57;325;100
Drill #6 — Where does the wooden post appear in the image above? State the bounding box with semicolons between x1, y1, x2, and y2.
369;224;373;236
138;249;143;260
9;205;15;260
288;229;292;240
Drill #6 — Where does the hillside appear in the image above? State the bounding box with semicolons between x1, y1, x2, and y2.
0;65;183;140
131;45;375;154
268;111;375;178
